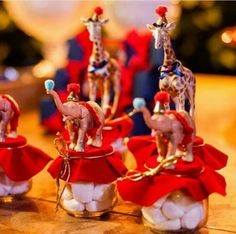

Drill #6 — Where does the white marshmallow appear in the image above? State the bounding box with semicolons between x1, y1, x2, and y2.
181;205;203;229
153;194;169;208
158;219;181;231
162;199;185;219
63;199;85;212
9;181;29;195
171;191;196;211
62;186;73;200
86;199;113;212
92;183;115;202
111;138;126;152
142;206;167;225
71;182;94;203
0;184;10;196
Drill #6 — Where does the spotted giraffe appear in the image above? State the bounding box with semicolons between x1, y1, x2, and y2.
82;7;120;119
147;6;196;118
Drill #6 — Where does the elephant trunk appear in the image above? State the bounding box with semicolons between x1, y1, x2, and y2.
139;106;159;130
47;90;70;115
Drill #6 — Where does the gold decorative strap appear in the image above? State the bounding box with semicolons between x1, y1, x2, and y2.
119;154;181;182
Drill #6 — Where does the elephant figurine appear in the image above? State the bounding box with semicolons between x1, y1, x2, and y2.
133;92;195;162
45;80;105;152
0;95;19;142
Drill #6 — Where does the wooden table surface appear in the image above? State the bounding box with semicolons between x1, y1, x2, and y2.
0;74;236;234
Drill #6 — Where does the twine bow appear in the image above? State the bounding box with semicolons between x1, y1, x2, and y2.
119;154;181;181
159;61;184;80
54;132;71;211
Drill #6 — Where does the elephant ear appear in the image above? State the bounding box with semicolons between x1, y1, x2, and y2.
44;79;55;91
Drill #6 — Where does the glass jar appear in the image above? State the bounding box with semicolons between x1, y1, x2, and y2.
0;172;32;203
60;181;117;217
142;190;208;233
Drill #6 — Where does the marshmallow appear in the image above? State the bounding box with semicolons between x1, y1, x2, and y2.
181;205;203;229
162;199;184;219
111;138;126;152
142;207;167;225
63;199;85;212
92;183;115;202
71;182;94;203
9;181;29;195
153;194;169;208
171;191;196;211
62;186;73;200
158;219;181;231
85;199;113;212
0;184;10;196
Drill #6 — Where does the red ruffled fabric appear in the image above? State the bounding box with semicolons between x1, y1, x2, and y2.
117;136;228;206
0;136;52;181
103;115;134;144
48;144;127;184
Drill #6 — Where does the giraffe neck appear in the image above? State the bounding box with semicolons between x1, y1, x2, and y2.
163;36;176;66
92;36;105;63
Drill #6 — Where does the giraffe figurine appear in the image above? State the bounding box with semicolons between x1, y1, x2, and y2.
147;6;196;118
82;6;120;120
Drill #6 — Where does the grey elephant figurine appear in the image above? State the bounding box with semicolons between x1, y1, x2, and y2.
45;80;105;152
133;91;196;162
0;95;19;142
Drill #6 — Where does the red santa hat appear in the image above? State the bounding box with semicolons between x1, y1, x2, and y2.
153;91;170;114
67;83;80;102
155;6;168;25
92;6;103;21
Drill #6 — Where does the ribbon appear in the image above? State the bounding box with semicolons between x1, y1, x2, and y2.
119;154;182;182
88;59;109;77
119;153;205;182
159;61;184;80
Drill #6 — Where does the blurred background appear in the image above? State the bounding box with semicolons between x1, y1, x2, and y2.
0;0;235;134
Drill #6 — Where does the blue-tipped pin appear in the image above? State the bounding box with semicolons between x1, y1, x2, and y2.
133;98;146;109
44;79;55;92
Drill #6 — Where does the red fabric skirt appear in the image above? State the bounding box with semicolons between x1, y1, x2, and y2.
0;136;52;181
117;136;227;206
48;144;127;184
103;115;134;144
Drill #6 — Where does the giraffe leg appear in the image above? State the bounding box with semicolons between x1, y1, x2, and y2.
88;77;97;102
187;84;195;118
178;93;185;112
171;95;179;112
101;78;110;114
110;70;120;118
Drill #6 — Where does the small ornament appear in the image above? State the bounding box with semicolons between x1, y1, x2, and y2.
45;79;104;152
45;82;128;216
0;94;19;142
82;6;121;120
0;94;52;201
117;135;227;233
147;6;196;118
133;91;195;163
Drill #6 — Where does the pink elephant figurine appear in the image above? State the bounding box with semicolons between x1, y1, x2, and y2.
45;80;105;152
133;91;196;162
0;95;19;142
